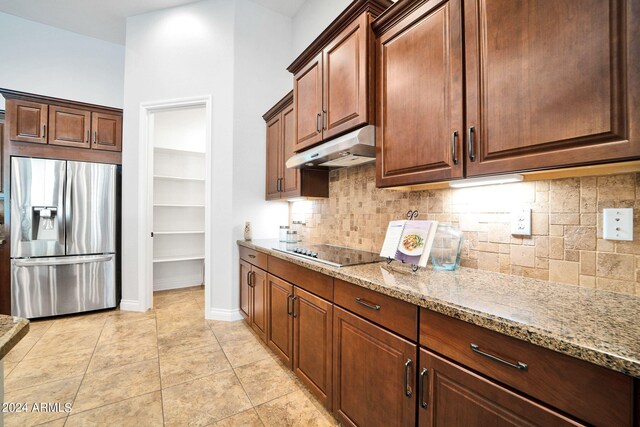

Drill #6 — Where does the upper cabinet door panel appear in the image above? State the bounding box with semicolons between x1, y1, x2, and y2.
91;112;122;152
294;53;323;151
465;0;640;176
281;104;301;197
49;106;91;149
265;114;282;200
7;99;48;144
377;0;464;187
322;12;371;140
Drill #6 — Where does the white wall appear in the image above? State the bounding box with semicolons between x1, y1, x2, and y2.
153;107;206;152
291;0;351;59
121;0;290;317
0;12;124;110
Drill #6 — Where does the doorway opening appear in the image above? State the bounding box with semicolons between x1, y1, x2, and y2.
139;96;211;312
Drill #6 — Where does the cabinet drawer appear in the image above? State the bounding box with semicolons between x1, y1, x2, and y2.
420;309;634;427
239;246;267;270
334;279;417;341
267;256;333;301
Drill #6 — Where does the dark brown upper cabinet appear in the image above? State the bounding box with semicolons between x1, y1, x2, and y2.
373;0;640;187
1;89;123;165
288;0;392;153
92;112;122;152
49;105;91;149
263;92;329;201
7;99;48;144
376;0;464;187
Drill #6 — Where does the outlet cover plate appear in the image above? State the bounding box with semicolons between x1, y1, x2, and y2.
511;207;532;236
603;208;633;241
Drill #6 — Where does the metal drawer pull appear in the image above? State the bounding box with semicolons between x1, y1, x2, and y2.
451;131;458;165
468;126;475;161
470;343;528;371
291;296;298;318
355;297;380;311
248;254;256;259
419;368;428;409
246;271;252;287
316;113;322;133
404;359;413;397
287;294;294;316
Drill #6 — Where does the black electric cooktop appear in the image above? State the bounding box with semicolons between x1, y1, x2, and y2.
273;244;383;267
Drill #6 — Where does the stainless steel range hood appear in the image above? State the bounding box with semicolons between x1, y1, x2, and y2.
286;125;375;169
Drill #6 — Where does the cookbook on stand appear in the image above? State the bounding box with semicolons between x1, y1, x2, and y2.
380;220;438;268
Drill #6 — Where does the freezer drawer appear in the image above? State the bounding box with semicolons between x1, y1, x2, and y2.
11;254;116;318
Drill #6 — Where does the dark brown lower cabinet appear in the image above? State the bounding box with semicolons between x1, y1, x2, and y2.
267;274;294;368
266;275;333;409
333;306;416;427
418;349;583;427
239;259;267;342
293;287;333;409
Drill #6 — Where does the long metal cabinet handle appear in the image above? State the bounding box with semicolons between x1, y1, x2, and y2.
13;254;113;267
247;271;252;287
404;359;413;397
322;110;327;130
470;343;528;370
451;131;458;165
291;295;298;318
468;127;475;161
251;271;256;287
86;130;90;143
42;125;46;139
419;368;428;408
316;113;322;133
355;297;380;311
287;294;293;316
94;131;97;144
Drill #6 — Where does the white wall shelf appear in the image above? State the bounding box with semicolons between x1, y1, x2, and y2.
153;175;205;182
153;255;205;263
154;203;205;208
154;147;205;156
154;230;205;235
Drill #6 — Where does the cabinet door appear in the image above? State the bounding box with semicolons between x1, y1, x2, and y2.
280;104;301;198
267;274;294;368
464;0;640;176
48;105;91;148
0;120;4;193
7;99;48;144
418;349;583;427
91;112;122;152
265;113;282;200
333;306;416;427
239;259;252;323
376;0;464;187
293;287;333;410
294;53;323;151
322;12;371;140
250;267;268;342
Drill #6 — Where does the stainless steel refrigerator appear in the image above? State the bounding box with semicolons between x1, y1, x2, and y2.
10;157;117;318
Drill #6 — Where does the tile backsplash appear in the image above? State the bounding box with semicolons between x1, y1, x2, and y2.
290;163;640;296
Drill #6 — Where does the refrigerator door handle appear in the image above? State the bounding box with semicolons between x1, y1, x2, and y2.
13;254;113;267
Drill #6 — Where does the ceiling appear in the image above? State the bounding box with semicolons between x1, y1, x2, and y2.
0;0;307;45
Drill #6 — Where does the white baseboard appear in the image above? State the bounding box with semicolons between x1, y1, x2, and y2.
206;307;243;321
119;299;145;312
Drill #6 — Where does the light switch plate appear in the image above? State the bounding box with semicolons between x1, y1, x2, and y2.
511;207;532;236
603;208;633;241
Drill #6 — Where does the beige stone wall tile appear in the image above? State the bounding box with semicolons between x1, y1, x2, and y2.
580;251;596;275
549;225;564;236
510;245;535;267
478;252;500;272
549;260;579;285
580;275;596;288
564;226;596;250
549;179;580;212
534;236;548;258
535;257;549;269
596;277;635;294
532;213;549;235
536;181;550;191
487;223;511;243
549;237;564;260
596;253;635;280
565;250;580;262
549;213;580;225
523;268;549;280
615;241;640;255
580;213;597;226
596;239;615;252
597;174;635;201
499;244;510;254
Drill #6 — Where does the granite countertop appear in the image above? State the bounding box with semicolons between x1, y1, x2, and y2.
239;239;640;378
0;315;29;360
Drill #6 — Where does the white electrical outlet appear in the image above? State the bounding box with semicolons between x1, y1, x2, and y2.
603;208;633;241
511;207;532;236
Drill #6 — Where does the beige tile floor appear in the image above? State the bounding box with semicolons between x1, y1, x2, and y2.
3;286;338;427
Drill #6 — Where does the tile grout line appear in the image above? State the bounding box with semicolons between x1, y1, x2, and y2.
63;314;109;426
